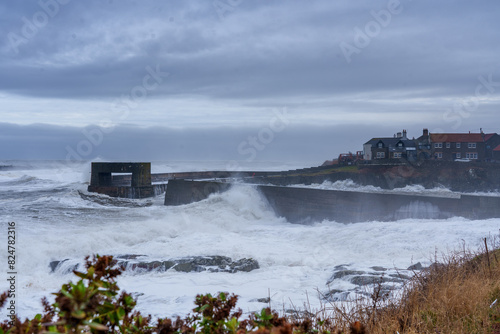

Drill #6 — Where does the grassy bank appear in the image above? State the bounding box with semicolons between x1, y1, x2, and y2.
339;242;500;333
1;239;499;333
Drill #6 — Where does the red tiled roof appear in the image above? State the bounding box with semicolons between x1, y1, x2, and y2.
430;133;493;143
484;133;495;141
494;144;500;152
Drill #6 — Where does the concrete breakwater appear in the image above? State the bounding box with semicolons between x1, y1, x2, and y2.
164;179;500;223
87;162;274;198
87;161;500;198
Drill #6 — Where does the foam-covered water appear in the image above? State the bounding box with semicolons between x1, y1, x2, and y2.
1;160;499;320
290;179;500;198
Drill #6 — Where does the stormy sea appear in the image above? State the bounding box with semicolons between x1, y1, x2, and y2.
1;160;499;320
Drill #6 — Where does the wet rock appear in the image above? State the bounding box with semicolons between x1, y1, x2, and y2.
118;256;259;274
250;297;270;303
323;290;351;302
371;266;387;272
334;264;349;271
49;260;65;272
407;262;423;270
51;256;259;275
327;270;365;284
174;262;202;273
124;261;172;272
350;275;404;286
49;259;79;274
229;258;260;272
116;254;146;260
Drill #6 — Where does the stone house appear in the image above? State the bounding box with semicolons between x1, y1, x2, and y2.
363;129;500;162
363;130;417;161
416;129;500;161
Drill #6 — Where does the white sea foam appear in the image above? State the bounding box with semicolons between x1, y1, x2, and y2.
291;180;466;198
1;161;499;320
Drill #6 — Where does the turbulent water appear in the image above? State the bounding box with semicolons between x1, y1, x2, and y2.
1;160;499;320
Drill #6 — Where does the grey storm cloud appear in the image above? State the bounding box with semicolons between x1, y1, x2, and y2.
1;0;500;160
0;122;384;162
2;0;499;100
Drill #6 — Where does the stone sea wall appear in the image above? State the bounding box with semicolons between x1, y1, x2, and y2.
164;179;500;223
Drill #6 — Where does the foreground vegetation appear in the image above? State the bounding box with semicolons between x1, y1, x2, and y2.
1;240;500;333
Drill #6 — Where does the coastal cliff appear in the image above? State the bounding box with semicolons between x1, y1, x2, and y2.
248;161;500;193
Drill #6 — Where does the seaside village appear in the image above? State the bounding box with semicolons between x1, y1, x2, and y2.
337;128;500;164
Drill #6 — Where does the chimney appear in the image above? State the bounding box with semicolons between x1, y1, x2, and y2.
397;132;402;138
402;129;407;139
423;128;429;137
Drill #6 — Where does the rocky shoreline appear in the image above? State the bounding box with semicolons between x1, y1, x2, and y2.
49;255;260;275
49;255;435;304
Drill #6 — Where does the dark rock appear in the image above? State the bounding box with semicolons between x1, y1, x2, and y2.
327;270;365;284
136;261;164;271
250;297;270;303
190;256;232;267
407;262;423;270
49;259;79;274
350;275;404;286
116;254;146;260
174;262;202;273
49;260;65;272
322;290;350;302
334;264;349;270
371;266;387;271
229;258;259;272
52;255;260;275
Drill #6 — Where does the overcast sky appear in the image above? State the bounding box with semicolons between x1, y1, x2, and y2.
1;0;499;163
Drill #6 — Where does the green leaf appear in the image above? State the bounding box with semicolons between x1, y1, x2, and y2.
124;294;135;306
117;307;126;320
71;310;87;320
73;271;87;279
84;321;109;331
60;289;73;299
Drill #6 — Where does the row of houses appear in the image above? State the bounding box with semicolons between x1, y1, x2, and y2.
363;129;500;162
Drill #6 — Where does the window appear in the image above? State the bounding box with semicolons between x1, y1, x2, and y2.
456;143;461;148
446;143;450;148
434;143;442;148
466;153;478;159
393;152;402;158
377;142;383;148
456;153;461;159
468;143;476;149
435;152;443;159
376;152;385;159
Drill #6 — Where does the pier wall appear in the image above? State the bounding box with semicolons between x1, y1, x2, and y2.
164;179;500;223
88;162;166;198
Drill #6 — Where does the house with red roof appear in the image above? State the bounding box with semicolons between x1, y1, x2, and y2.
416;129;500;161
493;144;500;161
364;129;500;162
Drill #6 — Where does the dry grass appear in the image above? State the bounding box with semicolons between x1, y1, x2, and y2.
306;237;500;333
